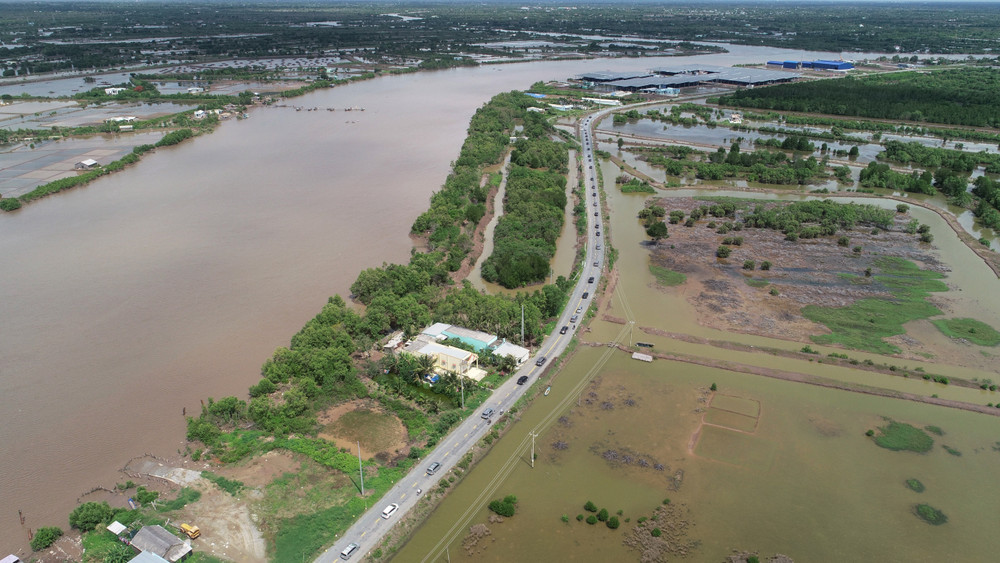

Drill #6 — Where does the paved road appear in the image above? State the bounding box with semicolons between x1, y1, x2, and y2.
317;108;610;562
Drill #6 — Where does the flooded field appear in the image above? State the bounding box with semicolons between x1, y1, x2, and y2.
0;100;192;131
397;349;1000;562
0;131;166;198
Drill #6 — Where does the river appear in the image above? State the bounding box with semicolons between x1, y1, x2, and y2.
0;44;976;553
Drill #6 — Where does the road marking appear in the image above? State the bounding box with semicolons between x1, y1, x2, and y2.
361;531;366;537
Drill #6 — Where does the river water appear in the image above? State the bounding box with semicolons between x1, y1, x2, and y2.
0;44;979;552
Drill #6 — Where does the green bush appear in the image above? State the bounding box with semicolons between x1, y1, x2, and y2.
716;246;732;258
576;514;584;521
30;526;62;551
597;508;609;522
743;259;756;270
906;478;925;493
606;516;620;529
0;198;22;211
584;500;597;512
586;515;598;525
488;495;517;517
69;501;113;531
915;503;948;525
651;528;662;537
872;420;934;453
134;486;159;505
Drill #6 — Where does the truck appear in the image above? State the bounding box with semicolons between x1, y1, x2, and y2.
180;523;201;539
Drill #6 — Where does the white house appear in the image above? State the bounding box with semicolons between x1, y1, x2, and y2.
104;87;127;95
192;110;207;120
186;87;205;94
75;158;99;170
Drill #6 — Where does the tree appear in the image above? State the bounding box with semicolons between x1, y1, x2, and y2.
30;526;62;551
716;246;732;258
102;542;135;563
606;516;620;529
646;221;669;243
617;137;624;150
584;500;597;512
69;501;113;531
597;508;609;522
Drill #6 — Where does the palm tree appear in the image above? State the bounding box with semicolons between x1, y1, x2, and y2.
416;354;437;380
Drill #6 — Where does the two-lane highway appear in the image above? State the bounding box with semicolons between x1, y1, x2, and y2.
317;107;612;562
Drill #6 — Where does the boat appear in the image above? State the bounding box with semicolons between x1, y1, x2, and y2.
544;385;551;396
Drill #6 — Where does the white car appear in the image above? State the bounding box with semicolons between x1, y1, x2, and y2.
381;503;399;519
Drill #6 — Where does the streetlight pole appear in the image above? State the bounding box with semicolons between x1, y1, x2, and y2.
358;441;365;496
530;431;538;468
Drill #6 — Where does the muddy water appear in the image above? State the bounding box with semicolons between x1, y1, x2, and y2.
5;44;905;551
396;348;1000;562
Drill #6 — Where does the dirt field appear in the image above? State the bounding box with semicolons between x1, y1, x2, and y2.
316;398;409;460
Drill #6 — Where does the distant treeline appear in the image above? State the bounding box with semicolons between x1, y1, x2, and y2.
718;69;1000;128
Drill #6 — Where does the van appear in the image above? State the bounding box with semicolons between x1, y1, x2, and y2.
426;462;441;475
180;523;200;539
381;503;399;519
340;542;360;560
570;314;579;323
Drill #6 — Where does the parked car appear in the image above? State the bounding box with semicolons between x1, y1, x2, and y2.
560;325;569;334
535;356;547;367
340;542;360;560
426;462;441;475
517;375;529;385
381;503;399;519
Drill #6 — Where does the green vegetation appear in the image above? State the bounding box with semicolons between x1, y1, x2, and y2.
743;199;894;238
803;257;947;354
69;501;114;531
931;318;1000;347
202;471;246;496
915;504;948;525
649;265;686;286
155;487;201;512
607;516;620;529
905;479;925;493
619;177;656;193
871;419;934;453
720;69;1000;127
488;494;518;517
584;500;597;512
745;278;768;288
30;526;62;551
924;425;944;436
943;445;962;456
586;515;598;525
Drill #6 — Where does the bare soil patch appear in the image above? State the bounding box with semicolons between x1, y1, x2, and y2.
316;399;408;460
648;197;946;344
215;450;300;489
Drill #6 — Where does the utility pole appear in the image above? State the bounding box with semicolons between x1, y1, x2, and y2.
530;431;538;468
520;303;525;345
460;375;465;409
358;441;365;496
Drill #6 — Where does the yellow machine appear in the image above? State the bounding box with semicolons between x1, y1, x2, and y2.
179;523;201;539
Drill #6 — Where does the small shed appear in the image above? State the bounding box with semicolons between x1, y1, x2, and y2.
107;521;129;537
2;555;22;563
492;341;530;365
75;158;99;170
631;352;653;363
129;525;191;562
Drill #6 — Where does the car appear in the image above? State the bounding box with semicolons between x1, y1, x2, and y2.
595;224;600;229
594;211;598;216
426;462;441;475
588;277;595;283
582;292;590;299
560;325;569;334
517;375;529;385
592;192;596;197
594;261;599;267
596;231;600;237
381;503;399;519
592;201;597;207
340;542;360;560
576;306;583;314
570;314;579;323
535;356;547;367
596;244;602;250
589;165;593;169
481;408;495;419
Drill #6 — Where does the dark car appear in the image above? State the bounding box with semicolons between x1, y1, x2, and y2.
560;325;569;334
593;211;598;216
517;375;529;385
596;231;600;237
588;277;595;283
582;292;590;299
535;356;547;367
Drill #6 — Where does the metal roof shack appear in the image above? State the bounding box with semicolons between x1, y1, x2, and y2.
129;525;191;562
75;158;99;170
441;325;497;351
1;555;22;563
492;340;530;365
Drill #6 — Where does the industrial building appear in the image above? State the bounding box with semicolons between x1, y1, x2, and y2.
581;64;799;93
767;60;854;71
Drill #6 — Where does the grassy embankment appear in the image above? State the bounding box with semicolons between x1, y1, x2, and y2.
930;318;1000;347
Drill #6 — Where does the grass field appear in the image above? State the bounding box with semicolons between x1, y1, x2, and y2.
649;264;686;286
872;419;934;453
695;425;777;468
803;257;947;354
324;408;405;453
930;317;1000;347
